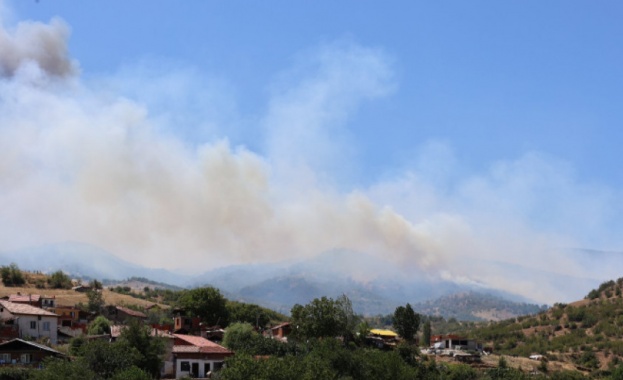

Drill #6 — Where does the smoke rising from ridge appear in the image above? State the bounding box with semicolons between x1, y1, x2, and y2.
1;15;621;303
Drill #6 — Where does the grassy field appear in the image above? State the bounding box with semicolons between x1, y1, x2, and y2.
0;272;165;309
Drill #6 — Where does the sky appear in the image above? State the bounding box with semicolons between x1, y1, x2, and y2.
1;1;622;303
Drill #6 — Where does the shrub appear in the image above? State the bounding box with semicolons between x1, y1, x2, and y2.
47;270;72;289
0;263;25;286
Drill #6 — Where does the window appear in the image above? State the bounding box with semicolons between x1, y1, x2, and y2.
43;321;50;331
180;361;190;371
20;354;31;363
30;321;36;329
0;353;10;363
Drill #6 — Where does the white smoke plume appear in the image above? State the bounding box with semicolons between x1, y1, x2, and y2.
1;15;620;304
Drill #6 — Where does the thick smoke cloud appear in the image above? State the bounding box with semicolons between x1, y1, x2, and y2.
0;17;439;274
0;17;75;77
1;15;620;303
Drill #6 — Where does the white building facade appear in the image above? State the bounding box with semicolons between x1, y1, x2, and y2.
0;301;59;344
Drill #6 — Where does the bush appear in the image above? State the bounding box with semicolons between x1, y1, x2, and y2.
110;366;152;380
0;263;25;286
30;358;96;380
0;367;30;380
47;270;72;289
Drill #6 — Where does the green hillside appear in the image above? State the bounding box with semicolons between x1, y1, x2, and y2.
466;277;623;377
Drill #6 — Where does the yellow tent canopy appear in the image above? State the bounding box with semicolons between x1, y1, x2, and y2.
369;329;398;337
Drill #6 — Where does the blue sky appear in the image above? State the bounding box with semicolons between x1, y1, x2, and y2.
1;1;623;302
9;1;623;186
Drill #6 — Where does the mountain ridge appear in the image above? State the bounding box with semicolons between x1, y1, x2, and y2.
1;242;545;317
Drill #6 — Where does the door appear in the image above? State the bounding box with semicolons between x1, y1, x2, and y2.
191;362;199;378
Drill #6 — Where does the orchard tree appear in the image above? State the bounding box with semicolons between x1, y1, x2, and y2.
177;286;229;326
290;295;356;340
393;303;420;343
422;320;431;347
86;289;104;313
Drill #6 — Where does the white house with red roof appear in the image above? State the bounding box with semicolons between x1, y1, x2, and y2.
0;301;59;344
173;334;233;378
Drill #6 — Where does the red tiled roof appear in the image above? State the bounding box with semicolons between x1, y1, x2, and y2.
116;306;147;319
173;334;232;354
0;300;57;317
8;294;41;303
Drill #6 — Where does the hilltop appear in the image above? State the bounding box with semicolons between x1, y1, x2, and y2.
0;270;163;309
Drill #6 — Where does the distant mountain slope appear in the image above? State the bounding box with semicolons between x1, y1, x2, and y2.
0;242;185;286
412;291;548;321
104;276;186;292
192;251;543;316
1;243;550;317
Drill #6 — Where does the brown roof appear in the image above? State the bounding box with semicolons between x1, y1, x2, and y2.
0;300;58;317
116;306;147;319
271;322;290;330
0;338;64;356
8;294;41;303
173;334;232;354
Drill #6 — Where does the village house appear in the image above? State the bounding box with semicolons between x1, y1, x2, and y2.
57;326;84;344
174;315;201;334
431;334;482;352
71;284;92;293
367;328;399;349
202;327;225;343
105;305;148;324
172;334;233;379
0;301;59;344
41;295;56;309
0;338;64;366
265;322;292;342
48;305;89;329
154;329;176;378
7;294;41;308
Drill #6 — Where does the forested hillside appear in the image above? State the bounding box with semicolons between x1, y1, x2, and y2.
412;291;547;321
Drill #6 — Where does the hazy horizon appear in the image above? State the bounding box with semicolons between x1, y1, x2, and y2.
1;1;622;304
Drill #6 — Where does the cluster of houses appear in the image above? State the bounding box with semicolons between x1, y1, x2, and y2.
0;292;233;379
0;290;493;376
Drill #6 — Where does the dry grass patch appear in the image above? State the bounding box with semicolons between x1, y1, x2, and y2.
0;284;166;309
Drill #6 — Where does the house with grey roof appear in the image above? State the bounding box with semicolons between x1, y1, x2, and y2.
0;300;59;344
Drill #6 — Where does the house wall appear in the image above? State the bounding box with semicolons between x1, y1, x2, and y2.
15;316;58;345
50;307;80;321
41;298;55;308
0;349;54;365
175;357;225;379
